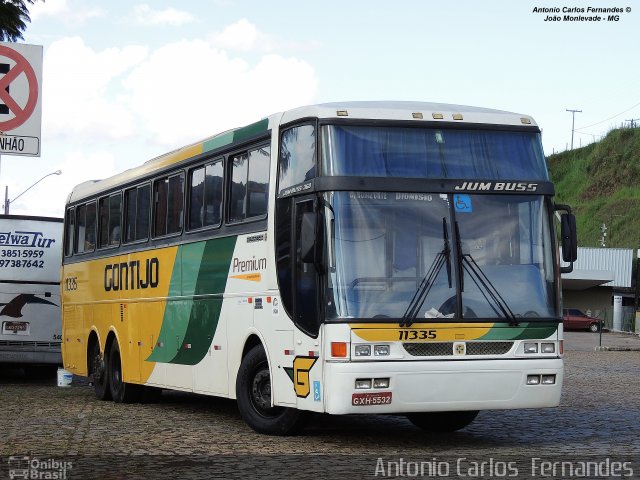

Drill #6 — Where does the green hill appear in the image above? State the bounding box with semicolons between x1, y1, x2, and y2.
547;127;640;248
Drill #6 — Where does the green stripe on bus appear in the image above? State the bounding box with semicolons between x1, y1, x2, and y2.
171;236;236;365
232;118;269;143
478;322;558;341
203;131;234;153
202;118;269;154
146;244;202;363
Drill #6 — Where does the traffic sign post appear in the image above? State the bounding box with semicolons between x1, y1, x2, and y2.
0;42;43;157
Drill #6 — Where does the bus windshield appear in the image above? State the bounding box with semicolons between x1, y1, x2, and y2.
321;125;548;180
323;192;555;321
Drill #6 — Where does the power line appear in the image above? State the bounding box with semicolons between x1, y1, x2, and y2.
576;101;640;130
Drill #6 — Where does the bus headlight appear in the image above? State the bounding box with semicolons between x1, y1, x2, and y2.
524;343;538;354
541;343;555;353
354;345;371;357
374;344;390;356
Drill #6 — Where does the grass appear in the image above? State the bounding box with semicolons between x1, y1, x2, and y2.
548;127;640;248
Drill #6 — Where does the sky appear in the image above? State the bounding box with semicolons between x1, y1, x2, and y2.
1;0;638;217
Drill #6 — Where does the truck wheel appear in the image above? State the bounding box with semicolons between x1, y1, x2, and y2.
406;410;479;432
236;345;305;435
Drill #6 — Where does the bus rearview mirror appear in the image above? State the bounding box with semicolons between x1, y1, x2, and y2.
561;213;577;263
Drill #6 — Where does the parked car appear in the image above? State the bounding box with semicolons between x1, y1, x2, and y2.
563;308;602;332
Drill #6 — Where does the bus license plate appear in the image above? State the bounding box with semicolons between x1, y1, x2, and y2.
352;392;392;406
3;321;28;333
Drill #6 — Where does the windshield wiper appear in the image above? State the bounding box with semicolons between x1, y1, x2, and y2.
455;222;519;326
400;218;451;328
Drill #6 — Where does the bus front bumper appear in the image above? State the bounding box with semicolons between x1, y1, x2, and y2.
323;358;563;415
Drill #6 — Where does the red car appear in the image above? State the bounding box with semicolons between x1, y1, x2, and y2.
563;308;602;332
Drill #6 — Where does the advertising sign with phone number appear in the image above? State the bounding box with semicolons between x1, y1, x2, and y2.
0;216;62;283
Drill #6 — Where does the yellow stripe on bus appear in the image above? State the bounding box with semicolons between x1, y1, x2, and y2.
350;323;495;342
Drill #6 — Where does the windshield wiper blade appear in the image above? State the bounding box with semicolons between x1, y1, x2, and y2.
460;251;519;326
400;218;451;328
443;217;452;289
454;221;517;325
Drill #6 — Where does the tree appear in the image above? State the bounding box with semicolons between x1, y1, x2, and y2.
0;0;42;42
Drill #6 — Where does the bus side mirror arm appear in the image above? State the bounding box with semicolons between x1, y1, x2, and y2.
555;204;578;273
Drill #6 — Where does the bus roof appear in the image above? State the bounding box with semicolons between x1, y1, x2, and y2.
66;101;538;205
280;101;537;127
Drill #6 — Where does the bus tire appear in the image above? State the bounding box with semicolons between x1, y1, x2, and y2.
90;341;111;401
108;340;142;403
236;345;306;435
406;410;479;433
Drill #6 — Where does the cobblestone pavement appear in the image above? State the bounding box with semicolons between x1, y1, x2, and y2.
1;333;639;479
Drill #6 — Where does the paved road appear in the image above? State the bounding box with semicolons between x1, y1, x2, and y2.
1;332;639;479
565;330;640;351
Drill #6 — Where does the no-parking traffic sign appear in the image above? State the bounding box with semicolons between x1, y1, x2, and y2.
0;42;43;157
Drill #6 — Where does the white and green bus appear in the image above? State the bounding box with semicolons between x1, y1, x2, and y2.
61;102;577;434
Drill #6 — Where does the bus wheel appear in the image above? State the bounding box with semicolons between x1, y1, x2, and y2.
406;410;479;433
236;345;306;435
90;341;111;401
108;340;142;403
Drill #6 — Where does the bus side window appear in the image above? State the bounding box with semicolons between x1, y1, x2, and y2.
229;153;248;223
74;202;96;254
108;194;122;246
85;202;97;251
124;188;137;243
229;145;270;223
98;193;122;248
189;160;223;231
125;184;151;243
153;178;169;237
189;166;206;230
167;174;184;234
154;174;184;237
247;147;270;218
204;161;223;226
136;184;150;240
279;124;316;193
98;197;109;248
64;207;74;257
74;204;86;254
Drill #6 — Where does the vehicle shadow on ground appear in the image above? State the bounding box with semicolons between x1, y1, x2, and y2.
149;390;558;449
0;365;59;385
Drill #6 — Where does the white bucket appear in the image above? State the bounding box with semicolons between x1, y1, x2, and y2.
57;368;73;387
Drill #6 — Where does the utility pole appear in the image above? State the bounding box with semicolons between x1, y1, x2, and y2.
625;118;639;128
566;109;582;150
